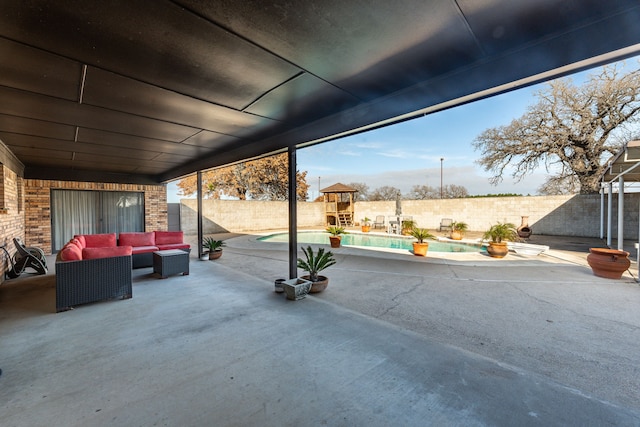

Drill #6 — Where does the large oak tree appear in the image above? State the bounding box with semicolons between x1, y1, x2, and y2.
473;64;640;194
176;153;309;200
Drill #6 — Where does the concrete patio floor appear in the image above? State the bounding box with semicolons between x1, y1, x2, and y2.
1;233;639;426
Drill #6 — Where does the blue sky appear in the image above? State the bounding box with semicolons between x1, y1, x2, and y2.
168;57;639;202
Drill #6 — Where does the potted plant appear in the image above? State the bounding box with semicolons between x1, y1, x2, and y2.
401;219;417;235
203;237;226;260
483;222;517;258
450;221;468;240
296;245;337;293
361;217;372;233
326;226;346;248
410;227;435;256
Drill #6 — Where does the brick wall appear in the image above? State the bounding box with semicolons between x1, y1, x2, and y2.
0;165;25;279
25;180;167;254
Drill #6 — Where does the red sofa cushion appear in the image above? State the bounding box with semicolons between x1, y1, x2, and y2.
130;246;159;254
154;231;184;245
74;235;86;248
60;243;82;261
157;243;191;251
78;233;117;248
83;245;132;260
119;232;155;247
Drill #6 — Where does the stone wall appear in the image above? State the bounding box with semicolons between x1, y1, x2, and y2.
181;194;640;239
25;180;168;254
181;199;325;234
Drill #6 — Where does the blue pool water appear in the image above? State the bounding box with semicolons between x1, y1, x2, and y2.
258;232;485;253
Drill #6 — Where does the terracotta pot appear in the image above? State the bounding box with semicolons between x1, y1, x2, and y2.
329;236;341;248
517;215;532;238
208;249;222;260
361;225;371;233
587;248;630;279
450;230;463;240
412;242;429;256
487;242;509;258
301;275;329;293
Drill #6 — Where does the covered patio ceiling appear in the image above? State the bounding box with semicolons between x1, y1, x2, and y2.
1;1;640;185
601;140;640;184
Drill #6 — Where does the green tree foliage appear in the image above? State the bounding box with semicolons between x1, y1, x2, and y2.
473;63;640;194
177;153;310;200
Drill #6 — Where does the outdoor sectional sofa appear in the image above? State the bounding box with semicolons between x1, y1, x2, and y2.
55;231;190;312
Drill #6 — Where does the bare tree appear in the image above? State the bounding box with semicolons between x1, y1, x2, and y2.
473;63;640;194
407;184;467;199
369;186;402;201
347;182;370;201
407;185;439;200
177;153;309;200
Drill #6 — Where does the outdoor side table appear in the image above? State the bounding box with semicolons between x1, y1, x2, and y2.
153;249;189;278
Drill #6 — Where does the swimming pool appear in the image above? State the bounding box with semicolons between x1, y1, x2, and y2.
258;232;485;253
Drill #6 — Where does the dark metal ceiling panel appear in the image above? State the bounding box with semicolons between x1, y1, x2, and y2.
82;67;276;135
0;38;81;101
180;131;243;150
0;86;199;142
0;114;76;141
77;129;209;158
178;0;483;100
0;0;301;110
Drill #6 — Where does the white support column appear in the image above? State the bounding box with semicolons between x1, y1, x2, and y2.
617;175;624;251
637;196;640;281
607;182;613;247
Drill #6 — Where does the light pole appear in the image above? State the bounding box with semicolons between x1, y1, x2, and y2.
440;157;444;199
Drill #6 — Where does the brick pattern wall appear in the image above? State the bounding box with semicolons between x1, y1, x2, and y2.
25;180;167;254
0;166;25;279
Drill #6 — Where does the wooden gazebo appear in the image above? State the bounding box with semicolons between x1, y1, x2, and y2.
320;183;357;226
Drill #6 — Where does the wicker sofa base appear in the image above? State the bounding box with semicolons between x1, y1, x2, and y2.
56;255;132;312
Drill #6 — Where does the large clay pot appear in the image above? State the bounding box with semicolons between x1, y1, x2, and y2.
450;230;463;240
301;275;329;293
208;249;222;260
361;225;371;233
487;242;509;258
412;242;429;256
587;248;630;279
329;236;341;248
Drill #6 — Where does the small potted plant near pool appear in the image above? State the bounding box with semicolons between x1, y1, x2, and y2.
326;226;346;248
296;245;337;293
410;227;435;256
361;217;372;233
450;221;468;240
483;222;517;258
203;237;226;260
401;219;417;235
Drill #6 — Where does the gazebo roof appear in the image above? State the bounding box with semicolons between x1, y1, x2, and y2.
320;183;357;194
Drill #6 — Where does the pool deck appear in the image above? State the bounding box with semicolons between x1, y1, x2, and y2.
1;230;639;426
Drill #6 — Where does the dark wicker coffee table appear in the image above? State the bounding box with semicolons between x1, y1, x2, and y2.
153;249;189;278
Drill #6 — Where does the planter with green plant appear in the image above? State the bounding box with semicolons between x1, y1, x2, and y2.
361;217;372;233
450;221;468;240
296;245;337;293
401;219;417;235
483;222;517;258
410;227;435;256
326;226;346;248
203;237;226;260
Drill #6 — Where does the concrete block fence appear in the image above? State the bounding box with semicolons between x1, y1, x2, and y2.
181;194;640;239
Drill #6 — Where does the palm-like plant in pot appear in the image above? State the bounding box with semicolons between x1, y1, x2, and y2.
450;221;468;240
203;237;226;260
326;226;346;248
297;245;337;293
410;227;435;256
361;217;372;233
483;222;517;258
